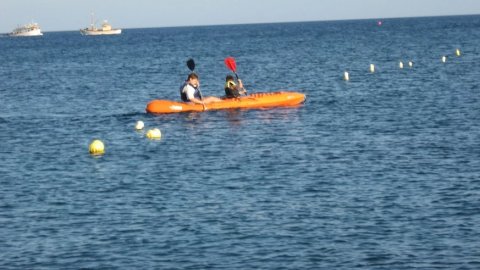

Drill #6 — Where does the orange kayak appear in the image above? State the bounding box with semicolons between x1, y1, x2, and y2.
146;91;306;114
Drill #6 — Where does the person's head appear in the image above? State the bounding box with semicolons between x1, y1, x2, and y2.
225;75;236;88
187;73;199;87
225;75;234;82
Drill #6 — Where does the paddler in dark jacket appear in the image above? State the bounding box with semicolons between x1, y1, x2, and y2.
224;75;247;98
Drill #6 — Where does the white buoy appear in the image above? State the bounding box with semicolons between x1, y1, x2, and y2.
370;64;375;73
146;128;162;140
399;61;404;69
135;120;144;130
344;71;350;81
408;61;413;68
89;140;105;155
456;49;461;57
442;56;447;63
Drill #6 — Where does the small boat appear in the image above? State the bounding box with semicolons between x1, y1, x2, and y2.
146;91;306;114
9;23;43;37
80;13;121;35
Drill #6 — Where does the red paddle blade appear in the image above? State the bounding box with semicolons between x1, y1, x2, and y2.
224;57;237;72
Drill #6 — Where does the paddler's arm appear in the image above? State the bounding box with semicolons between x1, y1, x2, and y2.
237;79;247;95
186;88;206;106
189;97;207;110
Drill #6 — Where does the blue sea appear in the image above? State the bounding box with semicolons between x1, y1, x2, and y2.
1;15;480;269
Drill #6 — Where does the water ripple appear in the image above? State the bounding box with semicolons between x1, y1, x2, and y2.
1;16;480;269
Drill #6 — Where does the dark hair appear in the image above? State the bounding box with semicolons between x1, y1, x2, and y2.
225;75;234;81
187;73;199;80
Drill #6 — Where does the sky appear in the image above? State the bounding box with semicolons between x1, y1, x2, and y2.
1;0;480;33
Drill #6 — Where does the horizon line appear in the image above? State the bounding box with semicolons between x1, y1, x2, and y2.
2;13;479;34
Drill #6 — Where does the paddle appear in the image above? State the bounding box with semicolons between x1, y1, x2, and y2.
224;57;247;94
186;58;204;101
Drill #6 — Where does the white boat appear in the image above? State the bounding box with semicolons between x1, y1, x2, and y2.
80;14;121;35
9;23;43;37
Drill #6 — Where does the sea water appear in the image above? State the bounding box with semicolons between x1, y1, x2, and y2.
1;15;480;269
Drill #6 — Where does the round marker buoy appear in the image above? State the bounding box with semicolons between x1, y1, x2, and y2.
344;71;350;81
399;61;404;69
442;56;447;63
89;140;105;155
408;61;413;68
146;128;162;140
135;120;144;130
370;64;375;73
456;49;461;57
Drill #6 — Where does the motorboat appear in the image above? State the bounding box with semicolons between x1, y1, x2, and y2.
9;23;43;37
80;13;121;35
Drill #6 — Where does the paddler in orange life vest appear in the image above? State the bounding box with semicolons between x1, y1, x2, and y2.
180;73;221;105
224;75;247;98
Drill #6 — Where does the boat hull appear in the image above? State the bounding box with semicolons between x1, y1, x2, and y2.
146;91;306;114
9;29;43;37
80;29;122;35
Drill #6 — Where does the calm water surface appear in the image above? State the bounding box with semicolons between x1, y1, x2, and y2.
1;15;480;269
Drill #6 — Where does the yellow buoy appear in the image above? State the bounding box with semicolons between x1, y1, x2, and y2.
135;120;144;130
369;64;375;73
344;71;350;81
399;61;404;69
146;128;162;140
89;140;105;155
456;49;461;57
442;56;447;63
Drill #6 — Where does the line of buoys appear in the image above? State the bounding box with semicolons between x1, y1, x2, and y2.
89;120;163;156
342;48;461;81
